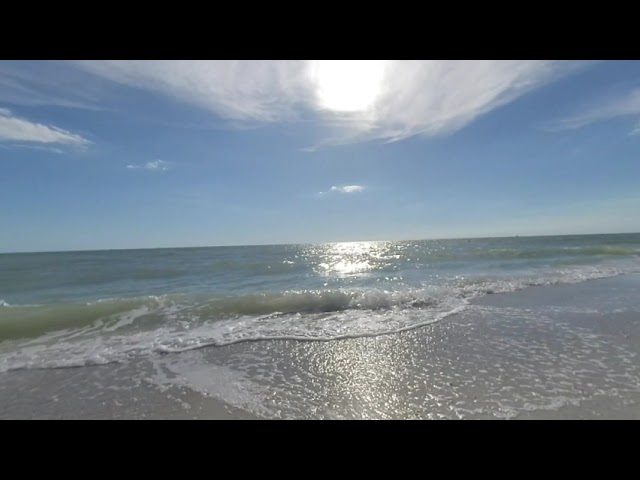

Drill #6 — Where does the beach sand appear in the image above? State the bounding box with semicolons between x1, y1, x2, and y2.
1;274;639;419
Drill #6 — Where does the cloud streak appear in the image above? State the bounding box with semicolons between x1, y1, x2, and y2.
548;87;640;131
72;60;587;147
0;108;89;146
126;160;170;171
0;61;107;111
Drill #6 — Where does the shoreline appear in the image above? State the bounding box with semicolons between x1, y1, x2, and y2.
1;273;639;419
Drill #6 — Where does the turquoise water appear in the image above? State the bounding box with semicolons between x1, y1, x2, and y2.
1;233;639;371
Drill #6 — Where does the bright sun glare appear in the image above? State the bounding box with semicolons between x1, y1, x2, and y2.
311;60;388;113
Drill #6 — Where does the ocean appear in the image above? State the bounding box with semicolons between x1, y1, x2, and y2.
1;233;640;419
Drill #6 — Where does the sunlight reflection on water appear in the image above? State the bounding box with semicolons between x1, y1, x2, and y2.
304;241;396;277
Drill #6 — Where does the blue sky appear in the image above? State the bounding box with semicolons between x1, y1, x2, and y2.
1;60;639;252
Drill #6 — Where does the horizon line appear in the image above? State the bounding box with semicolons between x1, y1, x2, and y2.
1;231;639;255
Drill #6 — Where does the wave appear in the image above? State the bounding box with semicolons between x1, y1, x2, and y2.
0;297;161;341
0;289;454;343
366;244;640;266
0;260;638;373
484;245;639;259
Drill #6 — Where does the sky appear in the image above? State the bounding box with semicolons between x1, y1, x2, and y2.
1;60;639;253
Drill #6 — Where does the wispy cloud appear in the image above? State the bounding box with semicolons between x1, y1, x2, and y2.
0;107;89;146
548;87;640;131
71;60;587;147
0;61;107;111
74;60;310;122
126;160;171;171
0;143;64;154
318;185;365;196
356;60;582;142
629;120;640;136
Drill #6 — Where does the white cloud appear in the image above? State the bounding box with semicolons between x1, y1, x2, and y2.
335;185;364;193
548;87;640;131
126;160;170;171
0;108;89;145
630;120;640;136
318;185;365;196
72;60;586;146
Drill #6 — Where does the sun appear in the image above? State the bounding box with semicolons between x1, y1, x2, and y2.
310;60;388;113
